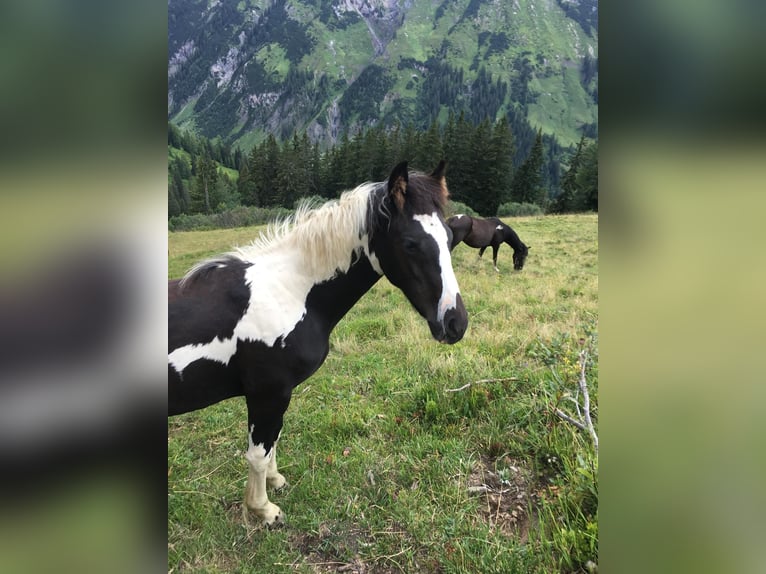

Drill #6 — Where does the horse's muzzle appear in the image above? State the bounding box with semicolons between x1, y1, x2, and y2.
430;295;468;344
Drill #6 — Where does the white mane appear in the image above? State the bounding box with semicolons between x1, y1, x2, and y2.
182;182;380;287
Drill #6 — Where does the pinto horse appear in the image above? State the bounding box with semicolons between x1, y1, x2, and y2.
169;161;468;525
447;214;530;272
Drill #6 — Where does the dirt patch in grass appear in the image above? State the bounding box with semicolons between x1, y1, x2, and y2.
288;521;422;574
467;455;539;540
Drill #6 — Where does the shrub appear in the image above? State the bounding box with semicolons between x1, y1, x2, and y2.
445;200;478;218
496;201;544;217
169;205;292;231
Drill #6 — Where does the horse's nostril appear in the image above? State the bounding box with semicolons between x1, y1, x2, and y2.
443;311;466;343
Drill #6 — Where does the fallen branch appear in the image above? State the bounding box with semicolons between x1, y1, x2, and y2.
554;408;587;431
554;350;598;455
445;377;518;393
577;350;599;454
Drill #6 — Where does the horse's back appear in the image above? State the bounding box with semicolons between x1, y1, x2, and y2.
447;214;473;248
168;260;252;352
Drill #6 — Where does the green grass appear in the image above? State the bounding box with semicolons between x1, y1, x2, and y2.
168;213;598;572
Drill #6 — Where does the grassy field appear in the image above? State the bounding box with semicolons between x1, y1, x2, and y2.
168;213;598;573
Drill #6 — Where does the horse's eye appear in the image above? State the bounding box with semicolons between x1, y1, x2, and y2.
403;239;418;253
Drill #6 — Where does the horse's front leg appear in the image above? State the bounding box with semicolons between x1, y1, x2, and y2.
243;389;291;526
492;244;500;273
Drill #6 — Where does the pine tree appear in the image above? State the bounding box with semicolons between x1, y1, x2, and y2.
309;140;322;196
399;123;419;165
490;115;515;205
190;154;219;213
168;169;188;216
238;157;259;206
370;125;390;182
465;118;502;216
414;120;443;172
276;132;309;208
168;178;182;217
575;141;598;211
245;144;266;206
260;134;281;206
443;111;472;204
550;135;585;213
510;128;545;207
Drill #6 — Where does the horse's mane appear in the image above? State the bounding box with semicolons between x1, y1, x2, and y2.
180;168;449;289
181;182;379;288
488;217;526;251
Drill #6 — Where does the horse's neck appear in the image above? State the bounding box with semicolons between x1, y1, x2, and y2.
504;227;523;251
306;254;382;333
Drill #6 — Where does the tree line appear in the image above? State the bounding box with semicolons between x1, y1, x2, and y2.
168;115;597;220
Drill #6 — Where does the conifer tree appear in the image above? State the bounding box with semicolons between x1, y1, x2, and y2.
466;118;502;216
260;134;281;206
190;154;219;213
575;141;598;211
510;128;545;206
443;111;472;204
168;169;188;216
237;157;258;206
550;135;585;213
491;115;515;205
168;176;182;217
310;140;322;196
414;120;443;172
370;125;390;182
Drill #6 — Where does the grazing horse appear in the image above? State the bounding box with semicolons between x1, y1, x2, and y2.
447;214;530;272
169;161;468;526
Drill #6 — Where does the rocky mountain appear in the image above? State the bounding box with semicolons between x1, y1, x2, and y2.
168;0;597;150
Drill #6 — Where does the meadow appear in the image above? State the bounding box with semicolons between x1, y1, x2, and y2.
168;213;598;573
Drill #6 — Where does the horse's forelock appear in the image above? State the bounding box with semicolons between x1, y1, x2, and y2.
405;172;449;215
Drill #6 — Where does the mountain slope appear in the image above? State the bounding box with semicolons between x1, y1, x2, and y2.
168;0;597;149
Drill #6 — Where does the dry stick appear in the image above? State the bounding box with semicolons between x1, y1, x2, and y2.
553;350;598;455
578;349;598;455
445;377;518;393
554;408;587;431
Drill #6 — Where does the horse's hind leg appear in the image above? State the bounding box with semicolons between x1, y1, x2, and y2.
492;244;500;272
243;391;290;526
266;436;286;489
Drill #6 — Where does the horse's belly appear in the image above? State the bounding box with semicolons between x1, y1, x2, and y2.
168;360;242;415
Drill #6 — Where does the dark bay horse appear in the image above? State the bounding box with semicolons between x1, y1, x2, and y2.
447;214;530;272
169;161;468;525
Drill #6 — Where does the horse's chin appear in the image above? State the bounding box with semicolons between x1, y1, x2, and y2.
427;320;448;343
427;319;466;345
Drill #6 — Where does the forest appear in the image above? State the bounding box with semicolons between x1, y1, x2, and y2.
168;115;597;229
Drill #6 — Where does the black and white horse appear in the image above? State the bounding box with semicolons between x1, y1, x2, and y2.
447;214;530;272
169;161;468;525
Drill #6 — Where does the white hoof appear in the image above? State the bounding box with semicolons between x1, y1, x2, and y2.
267;472;287;490
245;501;284;527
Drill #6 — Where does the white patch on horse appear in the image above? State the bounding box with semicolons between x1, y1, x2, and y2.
361;232;383;275
169;185;376;374
169;335;238;373
413;212;461;322
455;213;465;219
496;225;503;230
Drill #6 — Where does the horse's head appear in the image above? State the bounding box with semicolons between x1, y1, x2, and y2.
368;161;468;344
513;244;530;271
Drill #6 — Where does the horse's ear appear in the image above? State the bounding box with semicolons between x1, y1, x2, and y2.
431;160;447;181
387;161;408;211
